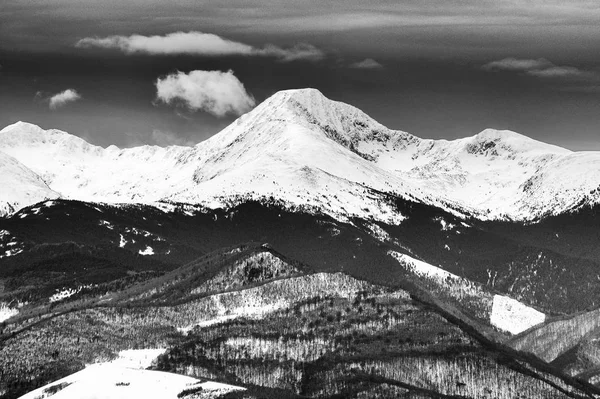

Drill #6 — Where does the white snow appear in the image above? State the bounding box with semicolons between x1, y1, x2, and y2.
366;223;390;242
17;363;244;399
389;251;457;282
435;217;455;231
0;151;60;217
49;287;83;302
99;220;114;229
0;303;19;322
108;348;166;369
490;294;546;335
177;315;238;333
179;272;369;333
388;251;545;331
0;244;24;258
138;246;154;256
1;90;598;221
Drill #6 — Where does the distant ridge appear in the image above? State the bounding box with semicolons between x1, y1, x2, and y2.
1;88;600;220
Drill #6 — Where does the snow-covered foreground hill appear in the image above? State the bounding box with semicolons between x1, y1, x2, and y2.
18;349;244;399
2;88;600;221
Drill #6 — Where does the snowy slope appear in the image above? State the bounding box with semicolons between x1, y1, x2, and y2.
2;88;600;221
388;251;546;334
0;151;60;216
0;122;192;207
18;364;244;399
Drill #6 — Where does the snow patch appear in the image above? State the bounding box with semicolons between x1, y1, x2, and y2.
435;217;455;231
178;315;238;333
108;348;166;369
366;223;390;242
0;244;24;258
389;251;455;282
490;294;545;335
49;287;84;302
0;303;18;322
139;246;154;256
99;220;114;229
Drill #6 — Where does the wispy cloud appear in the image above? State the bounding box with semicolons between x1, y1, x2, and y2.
76;31;324;62
483;58;597;81
155;70;255;117
349;58;383;69
46;89;81;110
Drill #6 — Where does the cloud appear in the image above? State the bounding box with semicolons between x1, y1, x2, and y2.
255;43;324;62
155;70;255;117
76;31;324;62
527;66;596;79
482;57;597;81
482;58;551;72
349;58;384;69
47;89;81;110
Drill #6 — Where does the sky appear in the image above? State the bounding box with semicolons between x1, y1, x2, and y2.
1;0;599;150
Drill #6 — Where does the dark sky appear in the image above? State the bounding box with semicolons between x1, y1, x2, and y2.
1;0;599;149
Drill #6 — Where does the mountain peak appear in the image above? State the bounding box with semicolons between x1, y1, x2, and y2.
0;91;596;221
251;88;409;150
466;128;570;156
1;121;46;135
270;87;325;101
0;121;100;153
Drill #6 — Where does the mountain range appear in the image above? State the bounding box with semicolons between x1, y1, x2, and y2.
2;88;600;222
3;89;600;399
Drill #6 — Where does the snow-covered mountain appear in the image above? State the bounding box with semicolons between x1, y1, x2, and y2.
0;151;59;216
2;88;599;221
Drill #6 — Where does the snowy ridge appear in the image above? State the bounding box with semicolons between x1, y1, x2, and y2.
388;251;546;334
0;151;60;216
2;89;600;221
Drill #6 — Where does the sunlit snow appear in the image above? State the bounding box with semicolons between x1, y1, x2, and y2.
0;303;18;322
49;287;83;302
490;294;545;335
138;246;154;256
18;364;244;399
3;91;600;221
108;348;166;369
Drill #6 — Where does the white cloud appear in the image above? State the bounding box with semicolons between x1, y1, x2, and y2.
48;89;81;110
349;58;384;69
155;70;255;117
482;57;597;80
76;32;253;56
76;31;324;62
482;58;551;72
527;66;596;79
